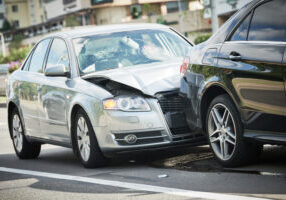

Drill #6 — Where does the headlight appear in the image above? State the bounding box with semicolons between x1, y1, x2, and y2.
103;96;151;112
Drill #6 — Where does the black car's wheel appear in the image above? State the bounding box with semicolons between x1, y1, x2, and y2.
10;108;41;159
72;108;106;168
206;94;262;167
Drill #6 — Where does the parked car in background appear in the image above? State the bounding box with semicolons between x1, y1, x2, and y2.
0;64;9;96
6;24;206;168
180;0;286;167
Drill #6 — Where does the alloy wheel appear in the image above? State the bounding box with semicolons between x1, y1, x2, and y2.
208;103;236;161
77;116;90;162
12;114;23;152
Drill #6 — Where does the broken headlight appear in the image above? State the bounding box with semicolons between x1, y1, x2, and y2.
103;96;151;112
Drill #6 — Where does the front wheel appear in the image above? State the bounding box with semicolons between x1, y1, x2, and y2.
72;108;106;168
10;108;41;159
206;94;262;167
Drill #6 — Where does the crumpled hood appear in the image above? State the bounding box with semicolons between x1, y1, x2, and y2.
82;60;182;96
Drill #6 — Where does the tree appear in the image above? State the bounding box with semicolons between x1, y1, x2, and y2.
1;19;11;32
9;35;25;50
65;15;80;27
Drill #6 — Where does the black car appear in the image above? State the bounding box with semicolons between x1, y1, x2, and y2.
180;0;286;167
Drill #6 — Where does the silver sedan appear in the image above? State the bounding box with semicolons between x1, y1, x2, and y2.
6;24;206;168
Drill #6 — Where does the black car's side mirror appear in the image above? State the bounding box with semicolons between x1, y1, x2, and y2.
45;64;70;77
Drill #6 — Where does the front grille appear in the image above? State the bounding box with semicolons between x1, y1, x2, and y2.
113;131;167;146
170;126;192;135
157;91;191;136
158;94;185;113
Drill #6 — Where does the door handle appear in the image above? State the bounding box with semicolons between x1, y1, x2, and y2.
229;52;242;61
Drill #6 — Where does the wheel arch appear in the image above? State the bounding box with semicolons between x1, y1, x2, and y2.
7;100;20;138
200;83;240;133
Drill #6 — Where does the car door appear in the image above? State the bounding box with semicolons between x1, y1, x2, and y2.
284;49;286;95
217;0;286;133
38;38;72;143
18;39;51;137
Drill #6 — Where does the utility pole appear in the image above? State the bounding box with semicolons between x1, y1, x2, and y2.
178;0;185;35
0;33;6;57
211;0;219;34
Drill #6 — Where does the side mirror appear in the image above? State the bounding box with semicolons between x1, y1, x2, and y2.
45;64;70;77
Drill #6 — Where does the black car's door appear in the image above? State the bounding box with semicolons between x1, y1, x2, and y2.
217;0;286;134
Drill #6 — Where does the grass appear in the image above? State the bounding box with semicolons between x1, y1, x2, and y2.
0;96;6;104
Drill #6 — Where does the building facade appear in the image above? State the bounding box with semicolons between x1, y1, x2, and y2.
4;0;46;28
0;0;5;28
215;0;252;25
3;0;211;44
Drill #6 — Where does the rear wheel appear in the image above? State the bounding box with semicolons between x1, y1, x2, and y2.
10;108;41;159
206;94;262;167
72;108;106;168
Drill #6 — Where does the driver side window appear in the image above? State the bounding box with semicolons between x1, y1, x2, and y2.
46;38;70;72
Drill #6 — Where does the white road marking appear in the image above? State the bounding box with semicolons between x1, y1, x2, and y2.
0;167;268;200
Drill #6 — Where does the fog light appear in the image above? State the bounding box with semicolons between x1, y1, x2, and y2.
124;134;137;144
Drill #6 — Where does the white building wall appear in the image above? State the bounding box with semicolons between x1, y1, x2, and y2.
44;0;90;20
216;0;252;16
0;1;5;28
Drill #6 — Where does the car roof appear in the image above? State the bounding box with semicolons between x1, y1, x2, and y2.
43;23;170;40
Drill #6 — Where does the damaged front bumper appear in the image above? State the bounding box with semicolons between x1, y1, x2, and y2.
94;93;206;157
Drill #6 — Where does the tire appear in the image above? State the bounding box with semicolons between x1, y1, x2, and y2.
206;94;262;167
9;108;41;159
71;108;106;168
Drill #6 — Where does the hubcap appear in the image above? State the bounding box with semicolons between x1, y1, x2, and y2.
208;103;236;161
77;117;90;162
12;114;23;152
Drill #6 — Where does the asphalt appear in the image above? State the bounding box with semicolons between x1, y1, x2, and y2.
0;105;286;200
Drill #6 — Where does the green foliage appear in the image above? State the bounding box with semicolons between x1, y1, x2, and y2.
65;15;80;27
143;4;152;17
0;46;31;64
156;15;166;24
9;35;25;50
1;19;11;32
194;34;212;44
131;7;140;19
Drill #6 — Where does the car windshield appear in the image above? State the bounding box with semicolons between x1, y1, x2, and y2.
73;29;191;75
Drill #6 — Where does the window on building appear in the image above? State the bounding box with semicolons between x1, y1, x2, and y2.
12;5;18;12
0;13;4;20
29;39;51;73
230;13;251;41
248;0;286;42
63;0;76;5
91;0;113;5
46;38;70;71
13;20;19;28
166;1;188;13
0;0;2;4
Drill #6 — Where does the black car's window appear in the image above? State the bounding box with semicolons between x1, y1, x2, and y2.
29;39;51;73
248;0;286;42
46;38;70;71
230;13;251;41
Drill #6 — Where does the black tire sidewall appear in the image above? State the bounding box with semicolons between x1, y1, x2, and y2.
72;109;106;168
10;108;41;159
206;94;254;167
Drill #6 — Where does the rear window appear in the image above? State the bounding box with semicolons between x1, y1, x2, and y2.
248;0;286;42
